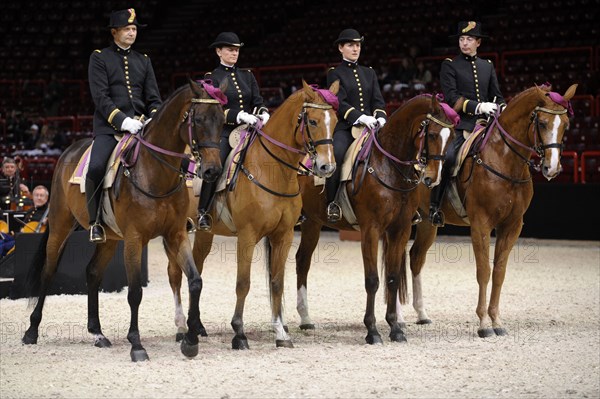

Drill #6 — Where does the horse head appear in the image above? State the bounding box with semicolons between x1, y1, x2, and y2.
185;78;226;183
502;83;577;180
420;94;456;188
294;80;339;178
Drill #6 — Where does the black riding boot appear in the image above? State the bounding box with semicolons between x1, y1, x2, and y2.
429;173;451;227
197;181;216;231
325;172;342;223
85;178;106;243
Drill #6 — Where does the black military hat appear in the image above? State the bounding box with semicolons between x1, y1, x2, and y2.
209;32;244;48
334;29;364;45
450;21;489;38
108;8;146;28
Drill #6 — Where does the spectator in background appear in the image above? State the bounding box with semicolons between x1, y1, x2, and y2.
411;61;433;91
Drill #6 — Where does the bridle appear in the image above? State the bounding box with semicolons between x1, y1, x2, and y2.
121;95;222;199
237;100;335;198
352;111;454;193
473;103;569;184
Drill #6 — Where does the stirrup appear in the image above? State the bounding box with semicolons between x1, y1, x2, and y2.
412;210;423;225
295;214;307;226
326;202;342;223
186;217;197;233
197;212;213;232
429;209;445;227
89;223;106;243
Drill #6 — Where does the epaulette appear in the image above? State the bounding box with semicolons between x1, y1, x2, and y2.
369;66;373;69
144;53;148;57
94;49;102;53
444;58;452;62
487;59;492;63
205;72;212;76
328;66;335;71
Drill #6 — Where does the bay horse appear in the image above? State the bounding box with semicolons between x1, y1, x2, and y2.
21;79;226;361
295;93;458;344
405;83;578;338
167;80;340;349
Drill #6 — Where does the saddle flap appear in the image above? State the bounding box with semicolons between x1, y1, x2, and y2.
313;132;370;187
452;125;486;177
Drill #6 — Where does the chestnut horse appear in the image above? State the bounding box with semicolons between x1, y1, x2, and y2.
405;83;578;337
167;80;340;349
21;80;225;361
295;93;458;344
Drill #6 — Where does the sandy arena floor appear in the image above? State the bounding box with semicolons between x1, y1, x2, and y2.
1;232;599;398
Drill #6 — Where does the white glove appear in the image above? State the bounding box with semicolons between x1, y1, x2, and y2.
121;117;143;134
376;117;386;128
357;115;377;130
143;117;152;127
259;112;270;125
476;102;498;116
237;111;258;126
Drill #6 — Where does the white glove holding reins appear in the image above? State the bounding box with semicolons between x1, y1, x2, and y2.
121;117;143;134
376;117;386;128
259;112;270;125
476;102;498;116
237;111;259;126
357;115;377;130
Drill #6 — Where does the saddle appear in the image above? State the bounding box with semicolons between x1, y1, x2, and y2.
445;122;488;224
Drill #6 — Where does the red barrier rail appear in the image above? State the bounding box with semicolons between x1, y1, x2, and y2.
580;150;600;184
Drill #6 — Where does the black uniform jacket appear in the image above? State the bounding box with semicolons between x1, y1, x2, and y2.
440;54;505;132
24;203;48;223
327;61;386;131
88;42;162;136
205;64;267;130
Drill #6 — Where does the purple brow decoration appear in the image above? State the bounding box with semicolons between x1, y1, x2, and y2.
547;91;574;116
197;79;228;105
310;84;339;111
421;93;461;127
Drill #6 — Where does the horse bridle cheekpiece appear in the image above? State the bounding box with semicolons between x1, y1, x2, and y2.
185;80;225;159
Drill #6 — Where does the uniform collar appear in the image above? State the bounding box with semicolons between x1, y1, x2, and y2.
112;42;131;55
462;54;478;61
218;63;236;72
342;59;358;68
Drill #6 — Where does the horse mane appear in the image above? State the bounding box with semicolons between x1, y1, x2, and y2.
509;84;550;104
153;84;190;120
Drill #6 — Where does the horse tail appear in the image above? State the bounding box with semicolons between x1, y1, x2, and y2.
382;238;408;306
24;226;50;303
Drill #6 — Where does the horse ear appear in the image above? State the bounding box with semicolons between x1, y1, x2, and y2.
431;92;439;111
188;78;202;96
302;79;316;101
328;79;340;95
563;84;578;101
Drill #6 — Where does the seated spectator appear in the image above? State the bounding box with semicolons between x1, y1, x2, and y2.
1;157;30;210
411;61;433;91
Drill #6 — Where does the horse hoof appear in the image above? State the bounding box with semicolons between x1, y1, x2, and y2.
181;337;199;358
130;349;150;362
175;332;185;342
299;323;315;330
416;318;432;325
232;337;250;350
365;334;384;345
477;328;494;338
94;337;112;348
389;331;408;343
494;327;508;336
22;332;38;345
276;339;294;348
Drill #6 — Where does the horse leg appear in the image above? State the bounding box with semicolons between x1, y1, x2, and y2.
86;240;119;348
383;226;409;343
192;231;215;337
489;218;523;336
407;221;437;324
360;225;382;345
469;224;494;338
22;217;74;345
166;254;186;342
163;232;203;358
230;233;256;350
268;231;294;348
295;219;323;330
121;239;150;361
